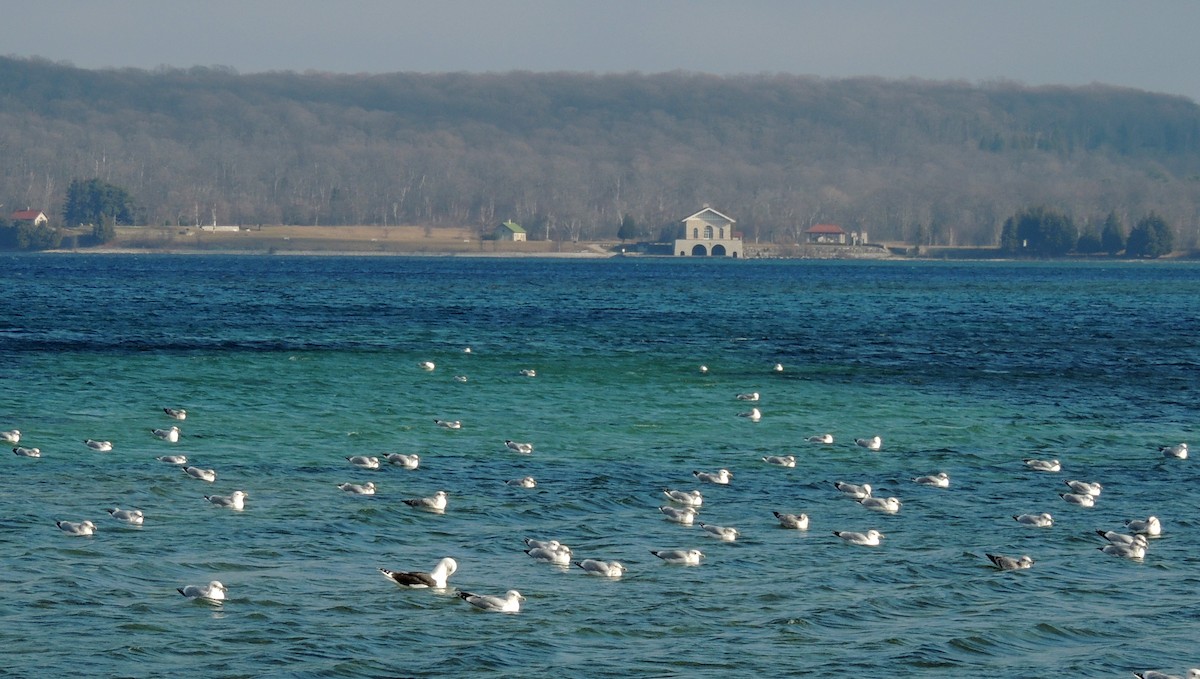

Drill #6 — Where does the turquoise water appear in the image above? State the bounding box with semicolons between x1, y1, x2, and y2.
1;255;1198;678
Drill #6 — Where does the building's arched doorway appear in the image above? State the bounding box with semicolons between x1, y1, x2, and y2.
691;244;709;256
712;244;727;257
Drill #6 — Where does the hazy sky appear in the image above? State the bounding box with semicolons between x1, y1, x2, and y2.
5;0;1199;102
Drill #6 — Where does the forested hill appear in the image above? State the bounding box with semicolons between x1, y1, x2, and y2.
3;55;1199;246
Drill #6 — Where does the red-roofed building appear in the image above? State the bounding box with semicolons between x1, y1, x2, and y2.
10;209;49;226
805;224;848;244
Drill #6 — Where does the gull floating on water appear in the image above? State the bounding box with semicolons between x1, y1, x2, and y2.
523;538;567;551
182;466;217;482
773;363;784;373
1160;442;1188;459
507;476;537;488
205;490;248;510
418;361;436;371
526;546;571;565
1096;530;1149;548
1064;480;1102;497
379;557;458;589
347;455;380;470
833;529;884;546
463;346;472;354
1125;516;1162;536
1099;541;1147;559
574;559;626;578
1134;669;1200;679
774;511;810;530
519;369;537;377
834;481;872;499
107;508;144;525
1023;458;1061;472
505;440;534;454
434;419;462;429
736;392;760;402
384;453;420;468
693;469;732;485
660;505;697;525
151;426;180;443
56;520;96;536
454;375;468;383
737;408;762;422
1;429;20;443
1061;492;1096;507
163;407;187;420
651;549;704;565
855;436;883;451
178;581;226;601
1013;513;1054;527
338;481;376;495
157;454;187;465
913;472;950;488
457;589;524;613
859;496;902;513
404;490;448;512
986;553;1034;570
698;365;708;374
699;523;739;541
663;489;703;507
13;446;40;457
762;455;796;467
84;439;113;452
806;433;834;444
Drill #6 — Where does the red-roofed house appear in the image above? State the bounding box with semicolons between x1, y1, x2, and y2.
805;224;848;244
10;209;49;226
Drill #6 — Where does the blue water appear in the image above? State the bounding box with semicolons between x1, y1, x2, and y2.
1;255;1198;678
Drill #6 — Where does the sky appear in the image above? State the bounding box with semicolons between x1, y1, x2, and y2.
4;0;1199;102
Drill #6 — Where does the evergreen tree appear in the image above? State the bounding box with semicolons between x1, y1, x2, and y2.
1076;225;1102;254
1100;211;1125;255
617;214;638;241
63;178;140;227
1125;212;1174;258
1005;206;1077;257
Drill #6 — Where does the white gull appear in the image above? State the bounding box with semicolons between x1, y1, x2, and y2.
859;496;902;513
1096;530;1149;548
1023;458;1061;472
834;481;872;499
1013;513;1054;527
774;511;809;530
163;407;187;420
1064;480;1102;496
84;439;113;452
178;580;226;601
56;520;96;536
338;481;376;495
737;407;762;422
1099;541;1147;559
505;440;534;454
151;426;180;443
379;557;458;589
987;553;1034;570
574;559;626;578
806;433;834;444
347;455;380;470
433;419;461;429
403;490;448;512
507;476;537;488
693;469;732;485
651;549;703;565
735;392;760;402
855;436;883;451
1160;443;1188;459
417;361;436;371
1135;670;1200;679
1061;492;1095;507
660;505;697;525
663;489;703;507
833;529;884;546
1;429;20;443
384;453;420;468
525;546;571;565
1125;516;1162;536
206;490;248;510
762;455;795;467
107;508;144;525
157;454;188;465
457;589;524;613
699;523;739;541
913;472;950;488
13;446;40;457
182;466;217;482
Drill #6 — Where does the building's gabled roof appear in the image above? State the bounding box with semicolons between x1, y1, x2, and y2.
499;219;526;234
681;207;736;224
806;224;846;234
11;209;46;221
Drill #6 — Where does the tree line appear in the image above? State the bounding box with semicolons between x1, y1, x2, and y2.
2;56;1199;250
